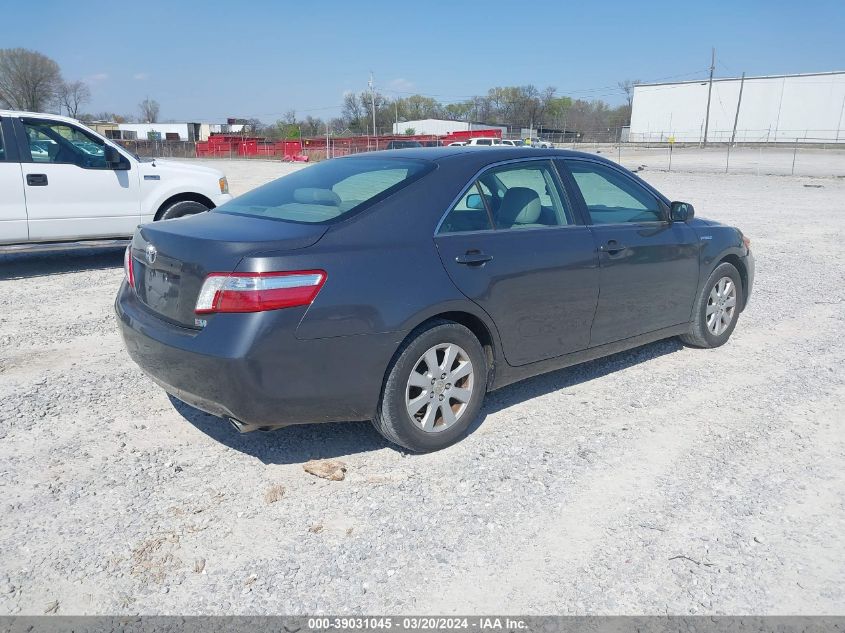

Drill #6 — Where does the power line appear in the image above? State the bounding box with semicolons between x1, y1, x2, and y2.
377;68;711;103
183;67;714;122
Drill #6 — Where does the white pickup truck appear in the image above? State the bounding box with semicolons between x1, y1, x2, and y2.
0;110;232;250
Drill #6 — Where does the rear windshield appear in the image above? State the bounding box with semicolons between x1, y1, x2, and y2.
216;157;433;224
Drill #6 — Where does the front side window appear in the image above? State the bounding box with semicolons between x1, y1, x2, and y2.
217;157;433;224
21;119;107;168
565;160;663;224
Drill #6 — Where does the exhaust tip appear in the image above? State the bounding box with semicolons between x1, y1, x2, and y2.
228;417;259;433
228;418;279;434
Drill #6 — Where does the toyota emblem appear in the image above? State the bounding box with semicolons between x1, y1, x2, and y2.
145;244;157;264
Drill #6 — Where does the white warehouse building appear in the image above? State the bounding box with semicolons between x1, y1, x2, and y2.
391;118;506;136
110;121;245;142
630;71;845;143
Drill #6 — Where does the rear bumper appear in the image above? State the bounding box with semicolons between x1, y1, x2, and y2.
115;282;400;427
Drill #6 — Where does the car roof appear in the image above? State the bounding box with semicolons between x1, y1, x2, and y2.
346;146;613;168
0;109;81;124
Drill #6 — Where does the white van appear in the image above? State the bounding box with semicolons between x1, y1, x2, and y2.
0;110;232;249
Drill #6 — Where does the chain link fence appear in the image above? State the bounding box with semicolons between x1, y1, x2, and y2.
121;131;845;177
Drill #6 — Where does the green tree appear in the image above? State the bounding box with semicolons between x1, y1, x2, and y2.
394;94;442;120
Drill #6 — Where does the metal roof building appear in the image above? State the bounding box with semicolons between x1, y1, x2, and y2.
629;71;845;143
391;118;506;136
112;121;245;142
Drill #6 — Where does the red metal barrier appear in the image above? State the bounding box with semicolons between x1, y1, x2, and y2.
196;129;502;159
197;135;305;159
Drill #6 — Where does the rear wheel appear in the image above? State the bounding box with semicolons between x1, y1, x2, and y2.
681;262;743;348
373;320;487;452
157;199;209;221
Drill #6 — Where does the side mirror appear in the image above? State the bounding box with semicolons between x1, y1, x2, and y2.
466;193;484;210
104;145;129;170
670;201;694;222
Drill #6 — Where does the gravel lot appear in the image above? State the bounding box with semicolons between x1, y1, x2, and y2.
581;145;845;178
1;159;843;615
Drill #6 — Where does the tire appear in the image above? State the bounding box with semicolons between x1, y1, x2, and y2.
681;262;743;348
157;199;209;221
372;320;487;452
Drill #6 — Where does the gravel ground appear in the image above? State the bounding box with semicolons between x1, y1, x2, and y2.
0;160;843;615
572;145;845;178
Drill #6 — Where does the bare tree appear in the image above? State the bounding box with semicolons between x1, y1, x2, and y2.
93;112;133;123
341;92;364;131
616;79;640;126
302;115;324;137
58;80;91;118
0;48;62;111
138;98;160;123
358;90;389;134
617;79;640;109
243;118;263;135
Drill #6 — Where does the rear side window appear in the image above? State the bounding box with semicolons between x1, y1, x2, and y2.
438;183;493;233
0;123;5;161
439;160;571;234
565;160;663;224
217;157;433;224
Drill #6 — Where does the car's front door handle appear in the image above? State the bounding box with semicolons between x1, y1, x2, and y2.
455;250;493;266
26;173;48;186
599;241;627;253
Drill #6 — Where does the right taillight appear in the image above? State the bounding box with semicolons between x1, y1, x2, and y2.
742;235;751;251
124;246;135;288
195;270;326;314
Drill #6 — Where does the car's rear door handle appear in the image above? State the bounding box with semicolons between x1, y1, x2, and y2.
599;241;627;253
455;250;493;266
26;174;48;186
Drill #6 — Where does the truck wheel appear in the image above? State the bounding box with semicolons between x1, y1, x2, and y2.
157;200;209;221
372;320;487;453
681;262;743;348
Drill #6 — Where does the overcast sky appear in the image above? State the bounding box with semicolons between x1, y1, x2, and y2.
8;0;845;122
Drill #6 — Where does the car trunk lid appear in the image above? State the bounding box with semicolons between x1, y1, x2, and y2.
130;212;327;328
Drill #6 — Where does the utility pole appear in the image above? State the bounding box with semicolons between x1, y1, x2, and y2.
369;72;377;148
703;47;716;147
730;72;746;146
395;99;399;136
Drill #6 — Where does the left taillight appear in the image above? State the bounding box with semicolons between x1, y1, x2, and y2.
124;246;135;288
195;270;326;314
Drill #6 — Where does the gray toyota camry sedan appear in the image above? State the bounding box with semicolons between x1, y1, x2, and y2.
116;147;754;452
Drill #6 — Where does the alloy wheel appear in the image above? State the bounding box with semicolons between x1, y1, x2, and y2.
405;343;474;433
706;276;738;336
